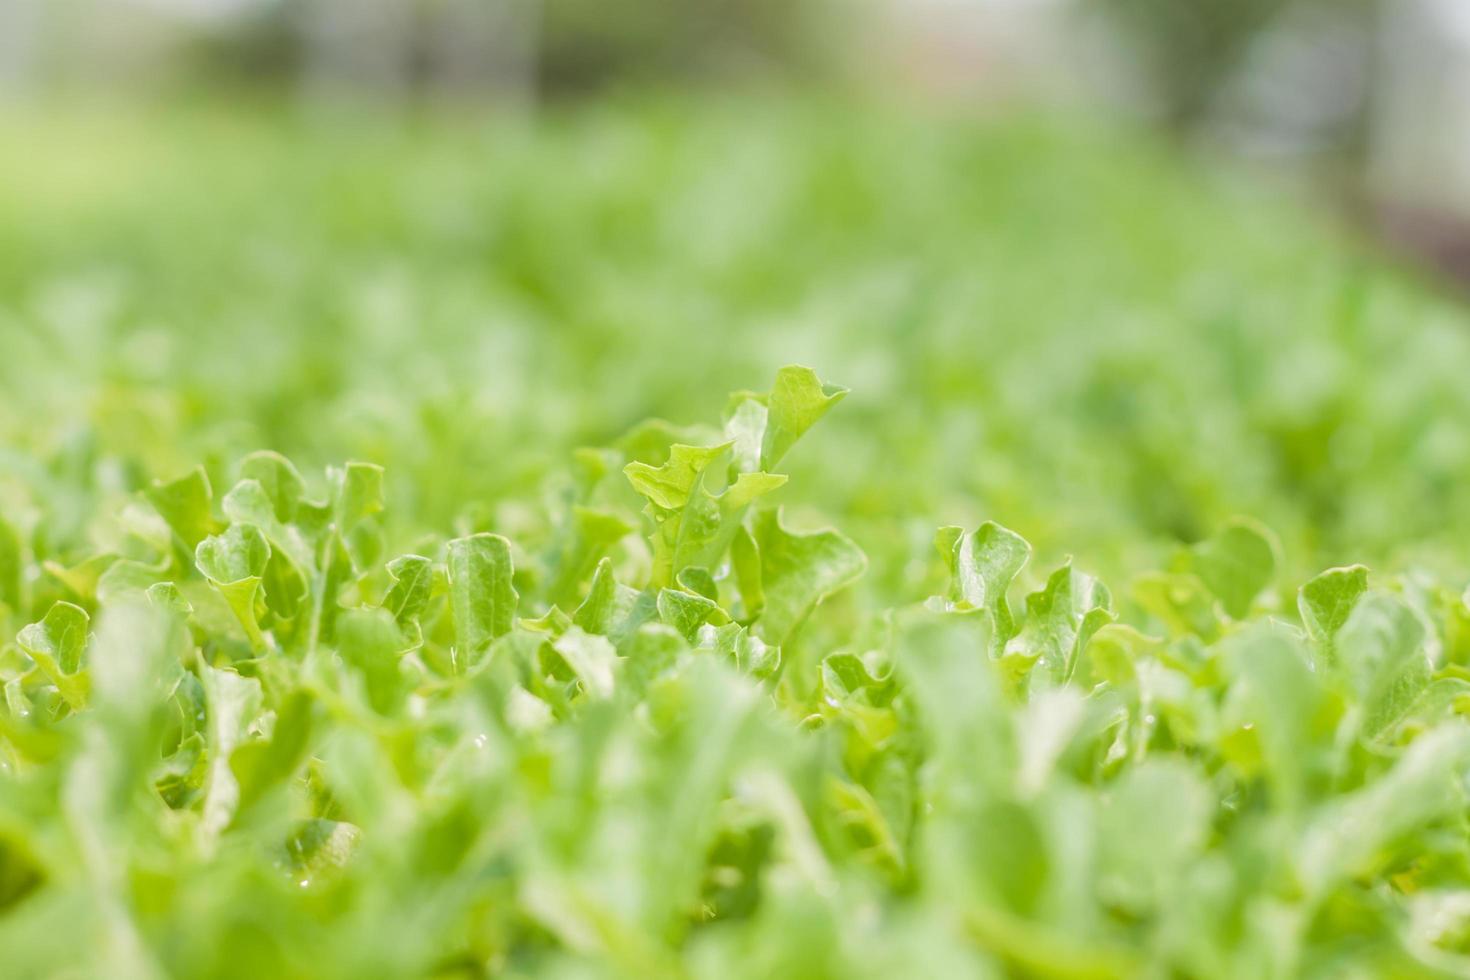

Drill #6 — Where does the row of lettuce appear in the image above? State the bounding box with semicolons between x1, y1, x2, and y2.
2;367;1470;977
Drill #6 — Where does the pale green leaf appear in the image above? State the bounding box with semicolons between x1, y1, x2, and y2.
1013;561;1114;684
544;506;635;609
331;461;385;529
656;587;724;642
1189;518;1278;620
446;532;517;669
1337;592;1434;743
939;521;1031;654
1097;759;1212;912
195;524;271;649
624;443;731;512
572;557;645;641
232;690;313;818
626;442;786;588
237;450;306;523
222;477;315;571
1299;726;1470;898
383;554;434;628
1298;564;1369;659
336;608;409;715
0;514;21;618
145;466;219;555
551;626;618;700
198;661;263;838
723;396;767;474
752;508;866;645
16;601;90;711
760;365;848;469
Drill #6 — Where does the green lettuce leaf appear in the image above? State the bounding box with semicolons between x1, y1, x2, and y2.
446;532;517;671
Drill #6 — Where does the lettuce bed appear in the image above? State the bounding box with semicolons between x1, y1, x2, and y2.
3;101;1470;977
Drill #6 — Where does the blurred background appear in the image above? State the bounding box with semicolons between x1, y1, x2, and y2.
4;0;1470;599
8;0;1470;278
4;0;1460;203
0;5;1457;154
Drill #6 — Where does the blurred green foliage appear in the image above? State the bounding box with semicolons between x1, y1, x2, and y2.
0;97;1464;584
1;97;1470;977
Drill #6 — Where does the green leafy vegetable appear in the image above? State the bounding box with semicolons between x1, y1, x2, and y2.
1299;564;1370;658
6;95;1470;976
751;508;866;645
937;521;1031;654
445;532;517;670
1188;517;1278;619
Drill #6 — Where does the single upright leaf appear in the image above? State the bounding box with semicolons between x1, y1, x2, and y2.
198;661;263;839
320;462;386;576
676;566;719;602
1012;562;1113;685
1014;687;1087;797
89;602;187;728
752;508;866;645
196;523;270;590
16;601;90;710
550;626;618;700
657;587;724;642
34;603;89;671
723;396;767;474
1298;564;1369;660
1220;623;1327;808
383;554;434;629
1336;592;1433;742
195;524;271;649
572;558;647;643
336;608;409;714
145;466;219;555
260;548;310;620
145;581;192;618
938;521;1031;655
897;612;1013;797
308;536;355;650
1189;518;1278;620
237;451;306;523
446;533;517;670
331;461;385;529
232;690;313;818
760;365;848;469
